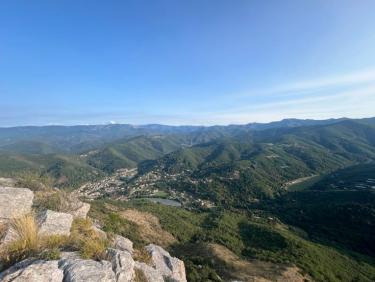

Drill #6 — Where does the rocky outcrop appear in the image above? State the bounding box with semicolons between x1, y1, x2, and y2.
145;244;187;282
0;259;63;282
1;224;19;245
134;262;164;282
70;202;90;219
37;210;73;237
0;187;33;221
112;235;133;254
107;248;135;282
0;178;16;187
0;185;187;282
66;199;91;219
59;259;115;282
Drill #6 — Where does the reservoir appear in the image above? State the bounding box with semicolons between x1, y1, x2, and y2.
145;198;182;207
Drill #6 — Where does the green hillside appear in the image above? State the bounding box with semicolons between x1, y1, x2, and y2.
86;135;187;172
138;120;375;205
0;153;103;188
92;199;375;282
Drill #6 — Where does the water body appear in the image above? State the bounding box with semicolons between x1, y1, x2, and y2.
145;198;182;207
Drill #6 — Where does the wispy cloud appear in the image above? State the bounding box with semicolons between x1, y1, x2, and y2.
239;68;375;98
197;69;375;125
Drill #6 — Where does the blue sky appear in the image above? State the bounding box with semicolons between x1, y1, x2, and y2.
1;0;375;126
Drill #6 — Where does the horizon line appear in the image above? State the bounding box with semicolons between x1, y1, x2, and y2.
0;116;370;129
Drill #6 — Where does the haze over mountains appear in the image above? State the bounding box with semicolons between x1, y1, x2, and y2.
1;116;375;281
0;116;374;192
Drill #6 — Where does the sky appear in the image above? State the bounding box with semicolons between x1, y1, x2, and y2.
1;0;375;126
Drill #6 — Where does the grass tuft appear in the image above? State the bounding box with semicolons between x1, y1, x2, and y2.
1;214;39;265
134;268;148;282
68;218;109;260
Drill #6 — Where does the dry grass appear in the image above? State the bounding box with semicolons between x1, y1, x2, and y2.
133;247;152;265
0;214;39;265
33;190;71;212
133;268;148;282
175;242;309;282
0;222;7;239
15;171;53;192
121;209;176;247
68;218;109;261
0;216;111;267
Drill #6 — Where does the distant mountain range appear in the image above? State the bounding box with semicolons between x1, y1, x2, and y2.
0;117;374;189
1;117;375;280
1;117;374;153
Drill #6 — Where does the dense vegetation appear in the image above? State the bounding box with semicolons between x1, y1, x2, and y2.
1;118;375;281
260;164;375;257
90;199;375;282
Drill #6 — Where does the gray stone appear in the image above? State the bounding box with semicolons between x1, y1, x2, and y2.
146;244;187;282
37;210;73;237
60;252;81;260
0;187;33;220
134;262;164;282
68;202;91;219
112;235;133;254
1;224;19;245
0;178;16;187
92;225;107;239
107;248;135;282
59;259;115;282
0;259;63;282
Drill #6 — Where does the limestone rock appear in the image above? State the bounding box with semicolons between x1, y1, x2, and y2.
145;244;187;282
92;225;108;240
107;248;135;282
112;235;133;254
0;260;63;282
1;224;19;245
68;202;91;219
37;210;73;237
60;252;81;260
0;178;16;187
134;262;164;282
59;259;115;282
0;187;33;220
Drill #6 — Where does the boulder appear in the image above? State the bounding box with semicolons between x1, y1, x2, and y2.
59;259;115;282
107;248;135;282
134;262;164;282
1;223;19;245
112;235;133;254
60;252;81;260
0;178;16;187
0;259;63;282
37;210;73;237
145;244;187;282
92;225;108;240
68;202;91;219
0;187;33;220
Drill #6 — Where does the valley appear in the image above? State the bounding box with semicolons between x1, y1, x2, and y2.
1;118;375;281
